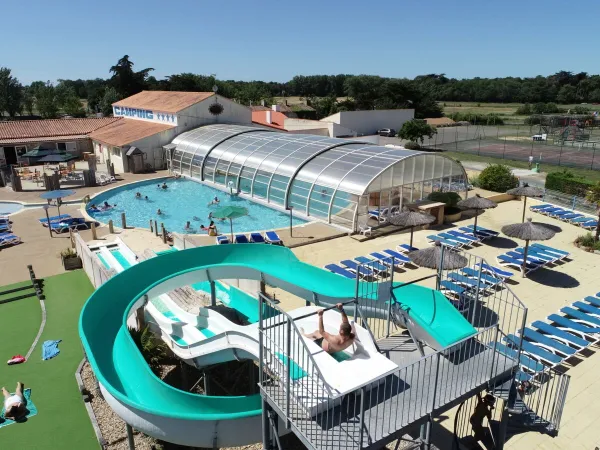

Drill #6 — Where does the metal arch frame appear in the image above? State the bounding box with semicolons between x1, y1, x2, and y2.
281;140;371;210
174;126;227;177
219;133;275;189
208;132;263;185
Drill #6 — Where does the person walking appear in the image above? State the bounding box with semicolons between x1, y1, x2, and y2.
528;155;533;170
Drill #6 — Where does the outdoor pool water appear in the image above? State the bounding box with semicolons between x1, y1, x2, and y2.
87;178;307;233
0;202;24;215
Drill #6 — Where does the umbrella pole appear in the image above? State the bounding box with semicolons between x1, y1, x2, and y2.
409;227;414;249
522;197;527;223
473;209;479;233
522;239;529;278
230;218;233;242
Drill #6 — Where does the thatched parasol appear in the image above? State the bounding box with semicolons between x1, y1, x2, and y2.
387;208;436;248
457;194;498;233
501;218;556;277
408;241;468;270
506;184;544;222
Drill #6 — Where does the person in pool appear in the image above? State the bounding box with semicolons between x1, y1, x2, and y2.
135;192;141;198
184;221;191;230
157;209;163;215
103;201;114;209
89;204;99;211
144;196;148;200
2;381;27;421
161;183;168;190
302;303;355;354
207;221;218;236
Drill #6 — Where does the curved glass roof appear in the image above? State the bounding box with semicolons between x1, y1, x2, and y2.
168;125;468;231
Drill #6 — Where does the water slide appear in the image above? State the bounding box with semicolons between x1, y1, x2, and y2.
80;244;475;447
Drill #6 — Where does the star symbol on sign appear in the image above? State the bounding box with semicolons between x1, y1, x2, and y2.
159;113;164;121
170;115;175;122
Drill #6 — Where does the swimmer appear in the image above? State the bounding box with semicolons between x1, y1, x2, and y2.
103;201;112;209
184;221;191;230
213;196;220;204
89;204;99;211
157;209;163;215
193;216;201;221
208;212;213;220
135;192;141;198
144;196;148;200
162;183;168;190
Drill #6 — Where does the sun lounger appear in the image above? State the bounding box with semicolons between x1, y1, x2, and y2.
50;218;90;233
573;301;600;318
463;224;500;237
570;216;595;224
340;259;379;278
496;254;542;273
265;230;283;245
539;207;563;216
39;214;71;225
504;334;564;366
547;209;572;218
0;233;22;247
354;256;389;273
583;296;600;308
234;234;250;244
522;328;577;357
368;208;388;223
0;223;11;232
474;262;513;280
548;313;600;336
447;230;481;243
581;220;599;230
249;232;266;243
324;263;356;279
461;267;501;287
216;235;230;244
513;248;558;264
530;243;569;258
396;244;419;253
531;321;591;349
447;272;493;291
560;307;600;327
439;280;467;297
560;213;583;221
436;232;474;246
529;204;552;211
505;251;547;266
493;342;545;374
426;235;464;249
382;249;412;263
370;252;405;269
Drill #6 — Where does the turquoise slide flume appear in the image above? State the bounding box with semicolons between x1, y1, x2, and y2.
79;244;475;446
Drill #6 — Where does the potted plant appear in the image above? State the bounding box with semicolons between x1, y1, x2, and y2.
427;192;463;223
61;247;82;270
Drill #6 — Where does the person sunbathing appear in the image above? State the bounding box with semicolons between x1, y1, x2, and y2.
2;382;26;421
302;303;355;354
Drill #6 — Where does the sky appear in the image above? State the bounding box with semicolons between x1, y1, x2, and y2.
2;0;600;85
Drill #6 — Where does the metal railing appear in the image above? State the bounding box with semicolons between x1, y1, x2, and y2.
539;188;598;217
259;289;517;450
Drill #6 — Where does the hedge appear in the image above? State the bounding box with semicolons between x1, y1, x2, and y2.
545;171;593;196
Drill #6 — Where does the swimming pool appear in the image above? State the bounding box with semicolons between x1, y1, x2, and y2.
87;178;308;233
0;202;24;215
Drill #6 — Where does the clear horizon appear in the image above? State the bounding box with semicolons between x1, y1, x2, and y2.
3;0;600;85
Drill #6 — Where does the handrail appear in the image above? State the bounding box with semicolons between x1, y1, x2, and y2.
259;293;337;397
260;298;356;330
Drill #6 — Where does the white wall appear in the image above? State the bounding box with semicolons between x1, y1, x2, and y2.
321;109;415;135
283;118;356;138
175;96;252;131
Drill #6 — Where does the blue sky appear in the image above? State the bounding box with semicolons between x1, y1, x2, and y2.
3;0;599;84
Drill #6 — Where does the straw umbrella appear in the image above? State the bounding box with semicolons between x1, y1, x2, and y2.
386;208;436;249
501;218;555;278
457;194;497;233
408;241;468;290
212;205;248;241
506;184;544;223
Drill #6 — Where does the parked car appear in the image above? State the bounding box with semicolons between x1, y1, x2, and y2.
377;128;396;137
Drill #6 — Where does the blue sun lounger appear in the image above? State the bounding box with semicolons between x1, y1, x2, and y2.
547;209;573;218
547;313;600;336
496;254;542;273
513;247;558;264
530;243;570;258
249;232;266;243
475;262;513;280
522;328;577;357
504;251;547;266
382;249;412;263
573;301;600;318
216;235;230;244
583;296;600;308
531;321;591;349
570;216;595;224
324;263;356;279
354;256;389;273
439;280;467;297
50;218;90;233
265;230;283;245
447;272;493;291
426;235;464;249
504;334;564;366
447;230;481;242
396;244;419;253
582;220;599;230
234;234;250;244
0;223;11;232
493;342;545;374
561;307;600;327
560;213;583;221
0;233;21;247
370;252;405;269
39;214;71;225
340;259;378;278
461;267;501;287
529;204;552;211
539;207;563;216
463;224;500;237
436;232;475;246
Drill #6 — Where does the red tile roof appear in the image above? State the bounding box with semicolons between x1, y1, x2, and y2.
113;91;215;113
89;119;174;147
251;110;287;130
0;117;121;144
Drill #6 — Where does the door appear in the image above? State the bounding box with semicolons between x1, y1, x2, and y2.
3;147;17;165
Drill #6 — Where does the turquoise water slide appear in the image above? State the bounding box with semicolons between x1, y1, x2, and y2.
79;244;475;447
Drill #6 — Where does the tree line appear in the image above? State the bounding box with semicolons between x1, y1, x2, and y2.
1;55;599;121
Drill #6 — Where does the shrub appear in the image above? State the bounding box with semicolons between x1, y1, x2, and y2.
478;164;519;192
129;325;169;375
516;104;532;115
469;175;481;187
403;141;421;150
574;233;600;251
427;191;462;214
398;119;437;144
545;170;593;196
446;112;504;125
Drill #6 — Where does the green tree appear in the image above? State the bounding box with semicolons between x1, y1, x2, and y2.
21;86;35;115
398;119;437;145
478;164;519;192
585;182;600;242
109;55;154;97
55;83;86;117
557;85;578;104
34;82;59;118
100;87;121;116
0;67;23;117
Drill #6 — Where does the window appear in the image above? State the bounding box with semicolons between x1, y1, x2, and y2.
57;143;66;151
112;147;121;157
15;146;27;156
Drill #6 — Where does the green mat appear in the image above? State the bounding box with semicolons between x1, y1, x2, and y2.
0;388;37;428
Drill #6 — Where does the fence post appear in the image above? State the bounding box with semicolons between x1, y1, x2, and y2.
91;222;97;240
149;220;154;233
161;223;166;243
478;136;481;156
560;141;564;166
503;136;506;159
121;212;127;229
154;220;158;236
108;220;114;234
591;148;596;170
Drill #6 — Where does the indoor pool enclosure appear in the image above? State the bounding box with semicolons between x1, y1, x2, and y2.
165;124;469;232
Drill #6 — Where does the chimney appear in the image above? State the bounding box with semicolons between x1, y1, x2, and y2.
265;110;272;124
261;99;266;107
285;99;288;106
272;104;281;112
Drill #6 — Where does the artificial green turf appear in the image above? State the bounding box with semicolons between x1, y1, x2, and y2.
0;270;99;449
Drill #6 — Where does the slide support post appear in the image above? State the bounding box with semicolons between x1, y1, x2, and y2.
210;280;216;307
126;424;135;450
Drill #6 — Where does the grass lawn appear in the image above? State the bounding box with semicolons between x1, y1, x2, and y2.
443;151;600;184
0;270;98;449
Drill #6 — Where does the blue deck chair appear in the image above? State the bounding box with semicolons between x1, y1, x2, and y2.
531;321;590;350
456;227;493;240
383;249;412;263
324;264;356;279
548;314;600;336
496;254;542;273
354;256;389;273
560;213;583;221
447;272;493;291
505;251;547;266
522;328;577;357
461;267;500;287
463;224;500;237
39;214;71;225
216;235;230;244
370;252;405;269
573;301;600;318
504;335;564;366
397;243;419;253
583;296;600;308
265;230;283;245
561;307;600;327
547;209;572;218
50;219;90;233
439;280;467;297
426;236;463;249
234;234;250;244
570;216;595;224
249;232;266;243
340;259;378;278
436;232;474;246
0;223;11;232
0;233;21;246
514;247;558;264
475;262;513;280
447;230;481;243
530;243;570;258
529;204;552;211
493;342;545;374
582;220;599;230
539;207;563;216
